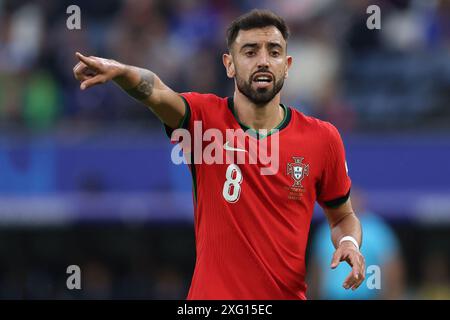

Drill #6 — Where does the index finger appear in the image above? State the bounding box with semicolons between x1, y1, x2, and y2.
75;52;98;69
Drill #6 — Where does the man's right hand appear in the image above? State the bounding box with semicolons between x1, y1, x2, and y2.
73;52;125;90
72;52;186;129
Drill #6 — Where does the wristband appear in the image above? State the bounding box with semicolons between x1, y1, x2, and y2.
339;236;360;251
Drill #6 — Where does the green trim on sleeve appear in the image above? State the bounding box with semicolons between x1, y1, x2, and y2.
177;95;191;130
163;95;191;138
190;155;198;204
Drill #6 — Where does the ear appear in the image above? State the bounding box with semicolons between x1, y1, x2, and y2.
223;53;235;78
284;55;293;79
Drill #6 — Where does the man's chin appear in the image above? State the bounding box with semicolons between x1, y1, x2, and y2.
237;83;277;105
250;94;275;105
255;88;269;94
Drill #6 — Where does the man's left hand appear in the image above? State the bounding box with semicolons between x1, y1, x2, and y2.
330;241;366;290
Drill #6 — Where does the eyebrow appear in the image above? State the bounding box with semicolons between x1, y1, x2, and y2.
239;42;283;52
240;43;258;51
267;42;283;50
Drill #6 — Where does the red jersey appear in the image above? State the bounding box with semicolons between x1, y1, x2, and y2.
166;92;351;300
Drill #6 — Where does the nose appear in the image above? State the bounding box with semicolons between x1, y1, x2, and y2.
257;51;270;69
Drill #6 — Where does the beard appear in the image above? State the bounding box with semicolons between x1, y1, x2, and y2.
235;69;285;105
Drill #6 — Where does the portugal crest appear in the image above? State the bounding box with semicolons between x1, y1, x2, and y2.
287;157;309;188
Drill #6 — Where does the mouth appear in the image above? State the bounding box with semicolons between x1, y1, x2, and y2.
252;72;274;89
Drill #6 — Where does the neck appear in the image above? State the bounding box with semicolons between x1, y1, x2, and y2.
233;89;284;131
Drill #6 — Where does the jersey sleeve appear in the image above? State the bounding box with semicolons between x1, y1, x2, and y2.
317;123;352;208
163;92;211;139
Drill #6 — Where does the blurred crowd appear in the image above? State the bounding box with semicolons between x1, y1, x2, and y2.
1;0;450;132
0;224;195;299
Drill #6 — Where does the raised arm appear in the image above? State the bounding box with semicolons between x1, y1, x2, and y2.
72;52;185;128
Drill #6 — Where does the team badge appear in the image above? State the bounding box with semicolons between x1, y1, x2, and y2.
287;157;309;188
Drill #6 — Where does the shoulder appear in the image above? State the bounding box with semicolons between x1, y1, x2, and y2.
290;108;342;140
180;92;226;107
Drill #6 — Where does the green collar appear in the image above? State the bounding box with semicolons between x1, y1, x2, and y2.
227;97;291;139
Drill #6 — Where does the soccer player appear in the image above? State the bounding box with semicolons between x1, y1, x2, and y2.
73;9;365;300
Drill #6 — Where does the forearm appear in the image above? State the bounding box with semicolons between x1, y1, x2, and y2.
111;64;185;127
113;65;167;104
330;212;362;249
325;199;365;289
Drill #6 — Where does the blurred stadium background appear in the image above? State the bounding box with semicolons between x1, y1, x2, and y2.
0;0;449;299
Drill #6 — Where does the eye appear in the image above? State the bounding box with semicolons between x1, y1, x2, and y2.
245;51;255;57
270;51;280;57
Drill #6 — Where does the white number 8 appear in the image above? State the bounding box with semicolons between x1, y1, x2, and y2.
222;164;243;203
